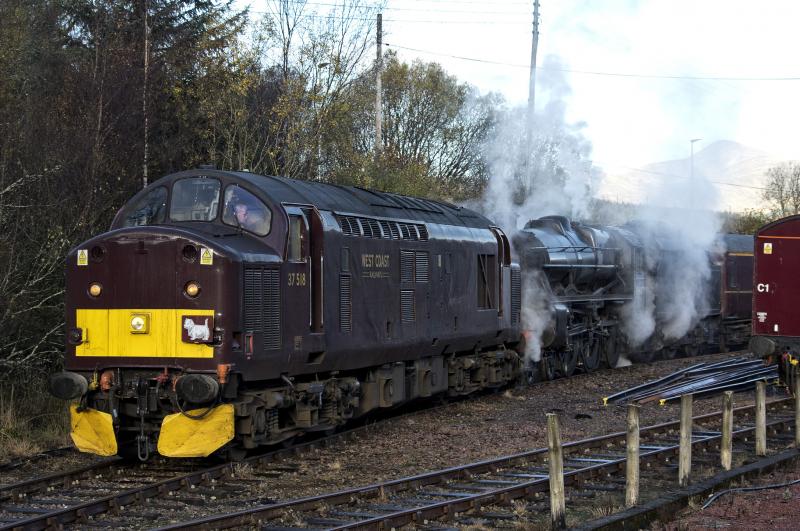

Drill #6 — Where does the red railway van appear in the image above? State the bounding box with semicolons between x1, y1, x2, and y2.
749;215;800;376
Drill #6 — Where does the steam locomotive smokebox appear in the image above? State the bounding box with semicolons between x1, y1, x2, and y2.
176;374;219;404
49;372;88;400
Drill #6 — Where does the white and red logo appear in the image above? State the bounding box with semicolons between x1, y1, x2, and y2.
182;316;212;343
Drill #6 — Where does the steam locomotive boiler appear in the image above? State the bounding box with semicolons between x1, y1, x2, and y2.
49;169;522;459
513;216;643;379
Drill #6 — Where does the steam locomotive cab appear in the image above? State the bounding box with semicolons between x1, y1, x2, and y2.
50;169;522;459
624;226;753;358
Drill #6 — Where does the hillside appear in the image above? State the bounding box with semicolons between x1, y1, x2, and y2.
597;140;777;212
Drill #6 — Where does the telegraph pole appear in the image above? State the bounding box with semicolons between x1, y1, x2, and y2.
525;0;540;192
375;13;383;156
142;0;150;189
527;0;540;131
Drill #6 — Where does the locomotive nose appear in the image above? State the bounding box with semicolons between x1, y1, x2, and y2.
66;230;230;362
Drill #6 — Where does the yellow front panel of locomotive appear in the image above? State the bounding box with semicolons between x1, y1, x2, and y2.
75;309;215;358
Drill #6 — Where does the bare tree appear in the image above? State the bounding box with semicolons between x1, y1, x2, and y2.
251;0;379;179
763;162;800;216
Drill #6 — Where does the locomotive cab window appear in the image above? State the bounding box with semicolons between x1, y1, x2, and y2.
222;185;271;236
123;186;167;227
170;178;220;222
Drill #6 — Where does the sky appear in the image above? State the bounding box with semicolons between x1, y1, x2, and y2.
237;0;800;177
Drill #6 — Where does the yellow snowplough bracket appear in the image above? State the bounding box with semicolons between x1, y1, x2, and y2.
157;404;234;458
69;404;118;456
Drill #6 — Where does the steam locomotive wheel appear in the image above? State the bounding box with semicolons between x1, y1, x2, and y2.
603;337;620;368
557;350;578;377
580;341;601;372
539;355;557;381
662;347;678;360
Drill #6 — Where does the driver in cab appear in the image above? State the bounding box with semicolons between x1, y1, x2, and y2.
229;199;266;233
233;202;253;229
224;189;270;235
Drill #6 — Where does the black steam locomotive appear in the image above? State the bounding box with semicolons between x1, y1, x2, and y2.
49;169;522;459
514;216;753;382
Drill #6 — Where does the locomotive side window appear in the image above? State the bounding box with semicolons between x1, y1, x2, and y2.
222;185;271;236
477;254;497;309
170;178;220;222
123;186;167;227
288;215;306;261
726;258;739;289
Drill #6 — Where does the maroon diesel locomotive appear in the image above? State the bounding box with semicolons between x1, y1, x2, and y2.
49;169;522;459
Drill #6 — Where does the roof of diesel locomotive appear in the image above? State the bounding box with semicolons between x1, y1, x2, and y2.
158;169;493;229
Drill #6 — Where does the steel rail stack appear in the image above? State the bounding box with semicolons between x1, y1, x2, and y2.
603;357;779;406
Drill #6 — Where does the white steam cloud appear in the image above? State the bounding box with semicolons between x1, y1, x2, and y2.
623;172;721;347
481;56;601;233
476;54;723;362
519;272;549;362
480;55;602;364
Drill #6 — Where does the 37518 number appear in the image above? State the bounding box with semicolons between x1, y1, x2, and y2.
288;272;307;287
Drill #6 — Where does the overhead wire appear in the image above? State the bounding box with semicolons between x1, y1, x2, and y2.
274;0;531;15
598;162;770;192
385;43;800;81
294;14;528;24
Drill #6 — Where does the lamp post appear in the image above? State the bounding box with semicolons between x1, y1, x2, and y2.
690;138;702;180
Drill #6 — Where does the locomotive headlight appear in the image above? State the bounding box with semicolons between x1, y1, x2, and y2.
184;281;201;298
130;313;149;334
88;282;103;297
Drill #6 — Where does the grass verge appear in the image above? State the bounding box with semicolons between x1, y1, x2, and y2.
0;381;70;461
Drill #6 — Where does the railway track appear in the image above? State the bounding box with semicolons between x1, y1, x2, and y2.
0;351;761;530
0;395;468;531
148;397;797;531
0;447;77;474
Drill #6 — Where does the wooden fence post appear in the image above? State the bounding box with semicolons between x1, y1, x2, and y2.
721;390;733;471
794;367;800;447
547;412;566;530
625;404;640;507
679;394;693;487
755;380;767;456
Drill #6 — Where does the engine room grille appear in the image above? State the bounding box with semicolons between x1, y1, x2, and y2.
339;274;352;333
401;290;416;322
415;252;429;283
337;215;428;242
511;268;521;324
244;267;281;350
401;251;414;283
